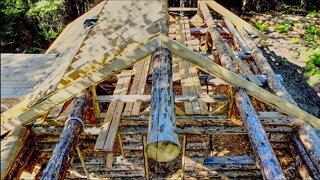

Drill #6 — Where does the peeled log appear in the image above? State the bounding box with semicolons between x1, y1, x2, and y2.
146;48;180;162
40;92;88;180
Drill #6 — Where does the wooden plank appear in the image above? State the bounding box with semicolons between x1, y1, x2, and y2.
178;16;207;115
142;136;149;180
123;57;150;117
45;1;106;54
176;17;194;115
123;61;144;117
131;58;151;116
28;22;91;106
223;18;251;54
168;7;198;11
1;38;159;135
96;94;228;103
205;1;268;40
63;19;162;84
69;9;162;71
95;72;131;150
161;35;320;129
204;155;256;165
103;74;131;151
181;135;187;179
224;43;262;86
183;16;207;114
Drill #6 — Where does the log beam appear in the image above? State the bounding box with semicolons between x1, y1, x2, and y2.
40;91;88;180
146;48;180;162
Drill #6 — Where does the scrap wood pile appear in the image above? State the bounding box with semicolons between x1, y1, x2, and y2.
1;0;320;179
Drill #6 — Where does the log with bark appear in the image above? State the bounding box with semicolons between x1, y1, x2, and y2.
40;91;88;180
146;48;180;162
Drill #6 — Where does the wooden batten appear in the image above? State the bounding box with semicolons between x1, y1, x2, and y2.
40;91;88;179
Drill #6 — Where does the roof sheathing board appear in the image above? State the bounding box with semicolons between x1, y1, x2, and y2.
1;54;57;99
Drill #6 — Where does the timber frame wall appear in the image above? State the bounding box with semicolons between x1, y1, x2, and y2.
1;1;320;179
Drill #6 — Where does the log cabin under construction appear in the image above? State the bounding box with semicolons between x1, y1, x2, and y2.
1;0;320;179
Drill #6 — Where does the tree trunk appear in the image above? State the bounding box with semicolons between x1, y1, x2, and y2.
40;91;88;180
146;48;180;162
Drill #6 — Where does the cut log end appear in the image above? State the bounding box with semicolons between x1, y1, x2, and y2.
146;141;180;162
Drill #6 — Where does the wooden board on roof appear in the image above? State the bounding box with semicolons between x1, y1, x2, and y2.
28;0;163;107
45;1;106;54
1;54;57;99
0;37;159;135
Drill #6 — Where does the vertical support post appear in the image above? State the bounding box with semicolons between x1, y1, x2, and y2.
146;0;180;162
146;47;180;162
40;91;88;180
143;136;150;180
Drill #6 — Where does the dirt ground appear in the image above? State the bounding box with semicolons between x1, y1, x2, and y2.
248;14;320;119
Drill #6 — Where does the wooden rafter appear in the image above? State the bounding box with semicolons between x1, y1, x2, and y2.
203;0;268;40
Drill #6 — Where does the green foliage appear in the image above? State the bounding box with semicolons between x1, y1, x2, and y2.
274;23;292;33
307;10;317;18
27;0;65;41
255;22;268;32
305;26;320;46
27;0;64;17
0;0;25;16
307;26;320;36
305;53;320;76
26;47;43;53
288;37;300;44
280;3;288;10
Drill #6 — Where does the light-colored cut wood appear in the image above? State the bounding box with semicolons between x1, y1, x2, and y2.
205;0;268;40
1;38;159;135
95;72;131;151
224;44;262;86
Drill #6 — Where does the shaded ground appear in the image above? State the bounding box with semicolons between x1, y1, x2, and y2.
247;12;320;118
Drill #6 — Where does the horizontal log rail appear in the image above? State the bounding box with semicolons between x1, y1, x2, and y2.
96;94;229;103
